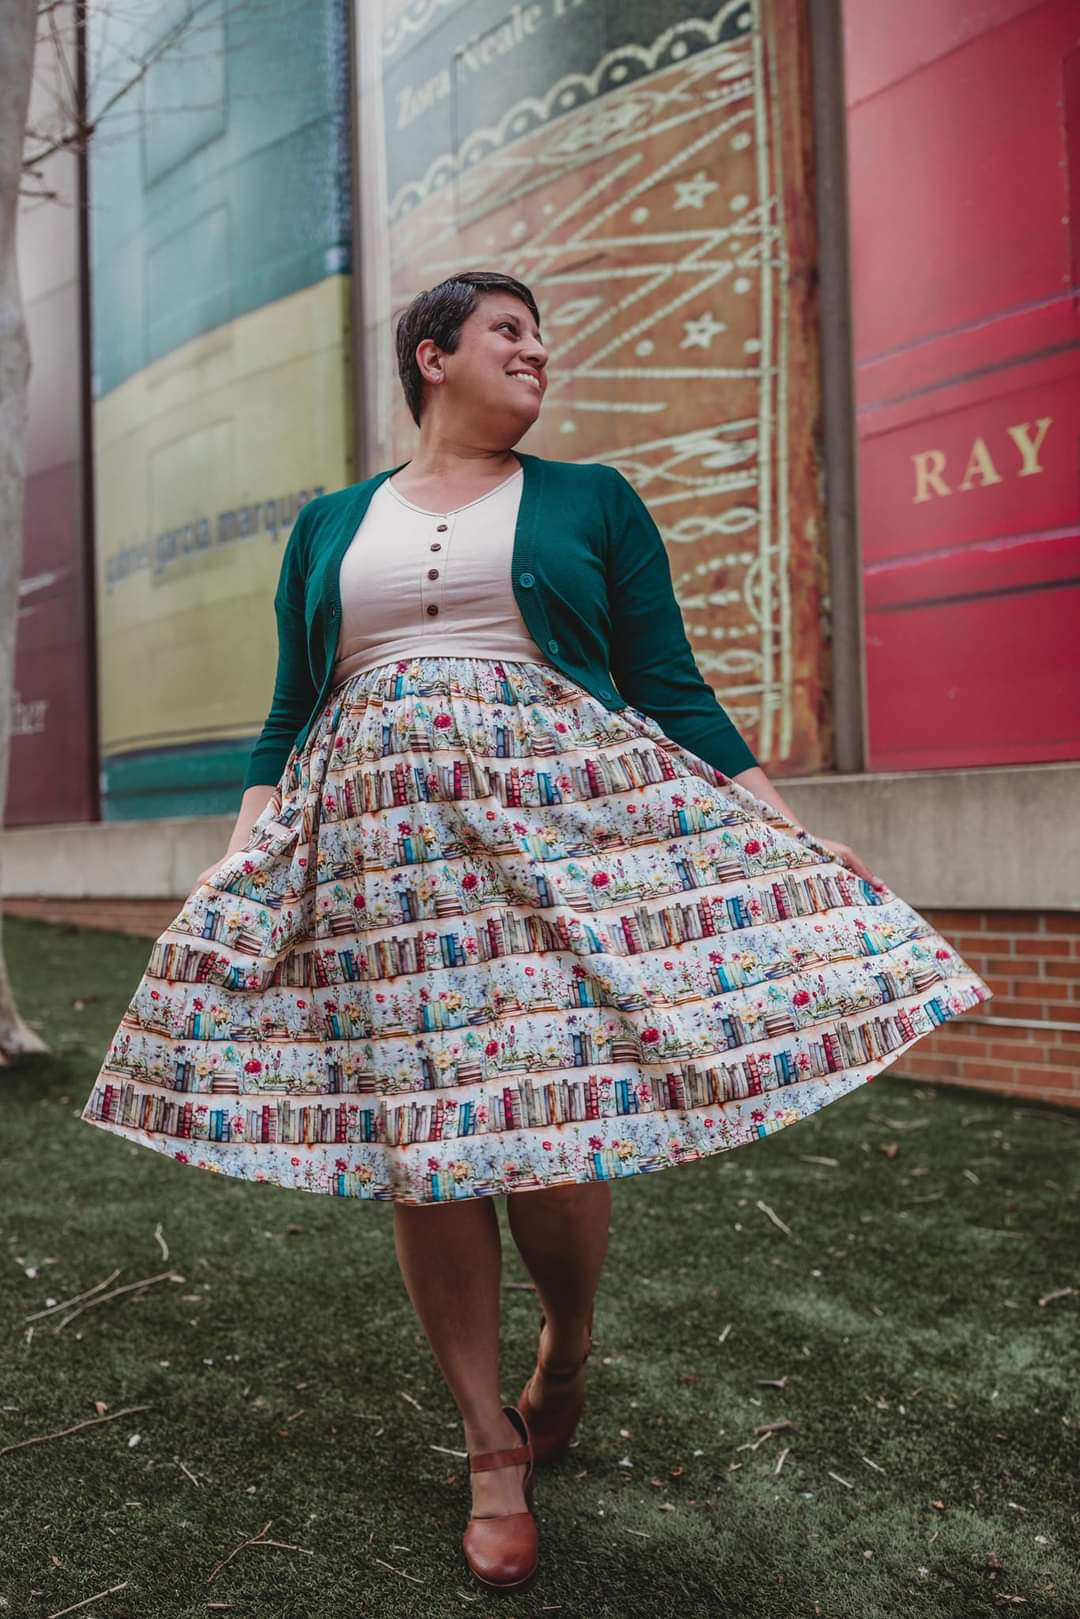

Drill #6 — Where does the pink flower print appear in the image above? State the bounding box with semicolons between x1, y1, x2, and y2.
175;1151;190;1164
428;1156;440;1170
627;804;637;813
542;1140;552;1150
375;994;385;1003
935;947;950;959
704;1118;714;1128
589;1135;603;1150
290;1156;300;1166
744;839;762;855
641;1027;660;1044
792;990;811;1007
485;1040;499;1055
709;951;722;964
150;990;160;1000
397;661;409;672
325;1000;338;1013
243;1058;263;1074
572;963;587;978
663;961;673;971
336;1158;348;1172
524;966;535;976
334;736;345;749
193;998;204;1011
353;894;366;909
297;1000;307;1009
513;822;527;834
399;822;412;835
461;872;479;890
242;858;255;873
555;721;568;733
485;810;497;820
299;856;307;866
672;794;685;808
591;871;610;887
750;1108;765;1122
434;713;452;729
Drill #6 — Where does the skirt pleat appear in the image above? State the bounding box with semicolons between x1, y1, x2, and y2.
81;656;993;1204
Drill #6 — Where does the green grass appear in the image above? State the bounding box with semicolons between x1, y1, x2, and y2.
1;912;1077;1619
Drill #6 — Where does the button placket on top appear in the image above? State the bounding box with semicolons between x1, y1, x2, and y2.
421;514;452;621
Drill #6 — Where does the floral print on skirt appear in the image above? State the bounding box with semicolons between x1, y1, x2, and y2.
81;656;993;1204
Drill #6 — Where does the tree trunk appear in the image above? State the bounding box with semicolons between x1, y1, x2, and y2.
0;0;48;1060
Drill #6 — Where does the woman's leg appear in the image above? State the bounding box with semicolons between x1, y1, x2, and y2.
392;1197;527;1517
505;1181;612;1375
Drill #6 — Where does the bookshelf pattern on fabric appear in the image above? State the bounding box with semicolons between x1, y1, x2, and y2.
81;654;992;1204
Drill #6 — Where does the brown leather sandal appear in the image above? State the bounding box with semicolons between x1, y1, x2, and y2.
515;1311;594;1465
462;1402;538;1590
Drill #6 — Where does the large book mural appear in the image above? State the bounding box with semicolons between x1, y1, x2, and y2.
357;0;830;772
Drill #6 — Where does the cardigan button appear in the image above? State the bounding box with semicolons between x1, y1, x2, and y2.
426;604;439;616
427;568;439;580
547;637;559;654
435;522;449;532
518;572;535;588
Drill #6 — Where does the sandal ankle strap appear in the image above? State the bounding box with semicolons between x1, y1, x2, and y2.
468;1403;533;1474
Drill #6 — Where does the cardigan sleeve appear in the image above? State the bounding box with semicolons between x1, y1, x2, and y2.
604;467;760;778
240;514;319;792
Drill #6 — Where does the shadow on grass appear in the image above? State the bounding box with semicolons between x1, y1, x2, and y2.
1;915;1077;1618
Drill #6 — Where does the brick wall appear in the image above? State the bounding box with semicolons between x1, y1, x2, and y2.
894;909;1079;1108
6;897;1078;1109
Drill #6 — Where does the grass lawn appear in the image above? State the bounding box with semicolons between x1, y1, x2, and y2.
1;913;1077;1619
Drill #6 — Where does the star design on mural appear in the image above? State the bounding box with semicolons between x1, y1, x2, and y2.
681;311;728;349
673;170;720;209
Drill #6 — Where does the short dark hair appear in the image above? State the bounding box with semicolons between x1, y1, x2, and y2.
393;269;541;427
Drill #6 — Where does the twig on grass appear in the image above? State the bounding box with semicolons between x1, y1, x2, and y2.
206;1518;314;1583
47;1582;128;1618
52;1270;185;1332
756;1200;793;1237
0;1404;150;1457
22;1269;122;1323
372;1556;423;1584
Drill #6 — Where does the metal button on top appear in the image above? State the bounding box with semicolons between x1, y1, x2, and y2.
426;604;439;616
547;637;559;654
518;571;535;588
427;567;439;580
435;522;449;532
430;542;442;551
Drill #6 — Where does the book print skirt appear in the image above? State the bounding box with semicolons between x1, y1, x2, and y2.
81;655;993;1205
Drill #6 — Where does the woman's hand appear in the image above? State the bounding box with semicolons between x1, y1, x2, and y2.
807;834;887;893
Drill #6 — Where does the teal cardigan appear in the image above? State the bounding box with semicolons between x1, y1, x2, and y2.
241;450;760;791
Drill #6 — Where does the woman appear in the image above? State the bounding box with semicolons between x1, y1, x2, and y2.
81;269;992;1591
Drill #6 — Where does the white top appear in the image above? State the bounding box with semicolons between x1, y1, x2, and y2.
331;464;551;687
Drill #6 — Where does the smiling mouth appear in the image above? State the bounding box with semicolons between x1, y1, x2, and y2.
508;371;542;392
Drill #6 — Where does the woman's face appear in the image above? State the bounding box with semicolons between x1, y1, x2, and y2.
419;292;548;429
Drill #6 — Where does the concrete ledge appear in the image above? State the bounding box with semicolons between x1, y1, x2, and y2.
2;760;1076;910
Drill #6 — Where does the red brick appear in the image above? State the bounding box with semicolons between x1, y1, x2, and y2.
1015;981;1054;999
980;912;1042;932
1045;960;1080;979
950;933;1014;957
925;1035;991;1059
1015;937;1071;957
985;956;1020;975
1047;1003;1080;1022
1041;914;1080;933
924;910;988;930
987;998;1044;1019
984;1040;1053;1064
1045;1046;1080;1070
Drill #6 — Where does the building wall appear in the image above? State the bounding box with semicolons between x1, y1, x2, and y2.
844;0;1079;771
8;1;97;828
87;0;353;820
357;0;831;772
